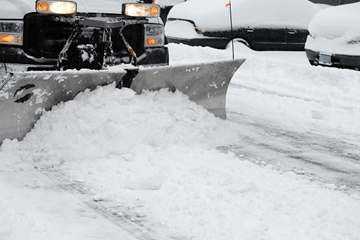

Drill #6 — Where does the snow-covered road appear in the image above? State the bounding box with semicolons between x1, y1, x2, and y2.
226;109;360;191
1;43;360;239
224;43;360;193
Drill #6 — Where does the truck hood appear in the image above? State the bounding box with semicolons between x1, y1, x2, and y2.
2;0;137;19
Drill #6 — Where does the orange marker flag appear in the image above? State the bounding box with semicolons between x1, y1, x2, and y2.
226;3;231;7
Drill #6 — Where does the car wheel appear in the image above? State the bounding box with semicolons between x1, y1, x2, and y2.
309;60;318;66
227;38;251;49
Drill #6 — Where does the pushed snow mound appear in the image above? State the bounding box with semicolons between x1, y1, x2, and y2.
0;84;239;170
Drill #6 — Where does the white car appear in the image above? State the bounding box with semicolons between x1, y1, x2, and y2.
305;2;360;70
165;0;320;50
155;0;185;23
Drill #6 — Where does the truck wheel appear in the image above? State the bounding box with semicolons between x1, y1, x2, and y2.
309;60;318;66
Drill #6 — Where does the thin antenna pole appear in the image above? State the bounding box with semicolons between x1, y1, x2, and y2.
228;0;234;59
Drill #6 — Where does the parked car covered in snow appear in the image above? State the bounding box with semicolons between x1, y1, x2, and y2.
155;0;185;23
305;2;360;70
164;0;320;50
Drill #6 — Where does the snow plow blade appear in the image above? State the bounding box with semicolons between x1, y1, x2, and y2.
0;59;244;144
130;59;245;119
0;70;128;144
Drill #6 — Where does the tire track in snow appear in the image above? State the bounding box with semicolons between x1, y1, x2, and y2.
42;169;192;240
222;111;360;194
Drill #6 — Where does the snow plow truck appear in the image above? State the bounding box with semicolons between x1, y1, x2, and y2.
0;0;245;144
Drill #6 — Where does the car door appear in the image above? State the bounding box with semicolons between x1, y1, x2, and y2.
285;29;309;50
242;27;286;50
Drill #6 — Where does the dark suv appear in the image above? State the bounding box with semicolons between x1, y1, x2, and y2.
165;0;321;51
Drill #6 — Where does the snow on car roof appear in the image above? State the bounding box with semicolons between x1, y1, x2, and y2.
155;0;185;7
168;0;320;31
308;2;360;40
2;0;33;18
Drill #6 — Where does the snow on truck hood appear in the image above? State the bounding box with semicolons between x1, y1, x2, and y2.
168;0;320;31
308;2;360;40
2;0;139;19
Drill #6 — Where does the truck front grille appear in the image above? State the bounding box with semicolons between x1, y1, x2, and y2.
23;13;144;61
23;14;74;59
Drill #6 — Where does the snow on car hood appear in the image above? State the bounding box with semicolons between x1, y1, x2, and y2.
168;0;320;31
2;0;34;18
155;0;184;7
305;2;360;56
308;2;360;41
2;0;139;19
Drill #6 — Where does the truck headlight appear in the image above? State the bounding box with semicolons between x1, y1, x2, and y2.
36;0;77;15
122;4;160;18
0;21;23;45
144;24;164;47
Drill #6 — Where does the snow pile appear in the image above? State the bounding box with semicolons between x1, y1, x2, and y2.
0;85;238;171
168;0;320;30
